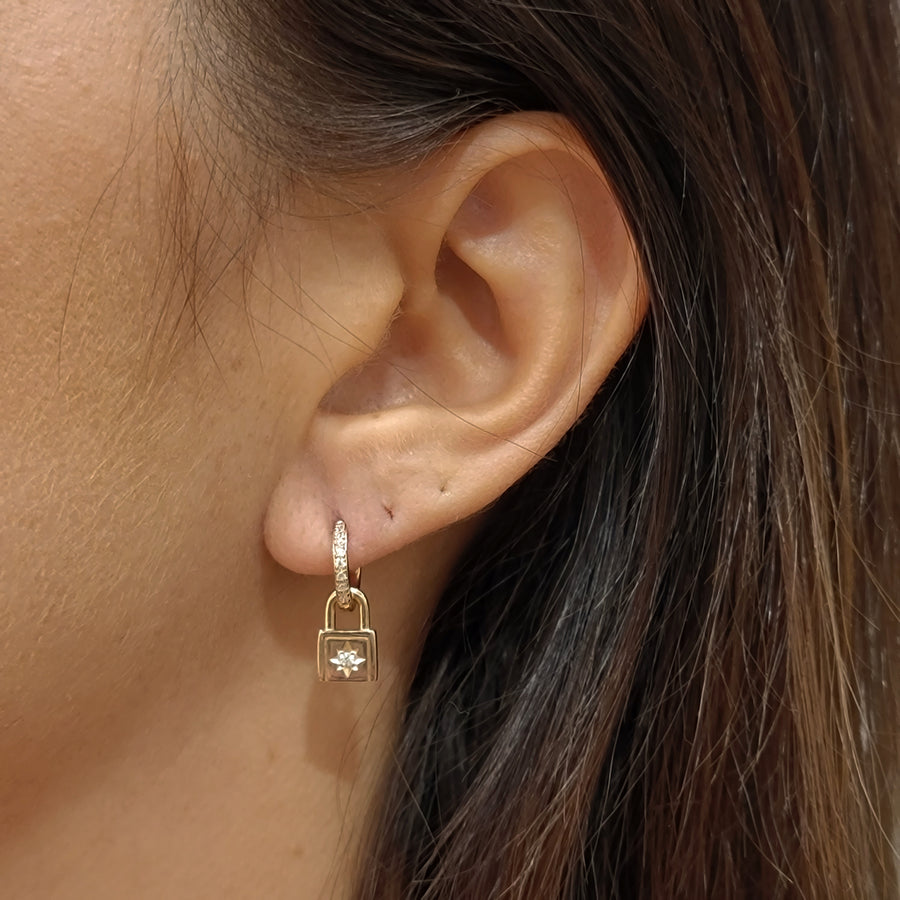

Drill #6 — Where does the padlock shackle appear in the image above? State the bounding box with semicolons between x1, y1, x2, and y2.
324;586;370;631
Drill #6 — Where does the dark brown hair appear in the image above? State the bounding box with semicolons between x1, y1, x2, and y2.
180;1;899;896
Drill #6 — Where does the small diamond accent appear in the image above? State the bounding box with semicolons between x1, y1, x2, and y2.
330;641;366;678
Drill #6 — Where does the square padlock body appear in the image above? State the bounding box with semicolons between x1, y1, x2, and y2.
318;629;378;682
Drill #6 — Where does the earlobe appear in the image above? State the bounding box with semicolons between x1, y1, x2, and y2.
264;112;646;577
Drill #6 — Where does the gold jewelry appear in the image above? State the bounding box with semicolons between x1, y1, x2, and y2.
317;520;378;682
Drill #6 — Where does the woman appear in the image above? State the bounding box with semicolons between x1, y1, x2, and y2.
1;0;896;897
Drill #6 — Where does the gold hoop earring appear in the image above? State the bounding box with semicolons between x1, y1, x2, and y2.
317;520;378;682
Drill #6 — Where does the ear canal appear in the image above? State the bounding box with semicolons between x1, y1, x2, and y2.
318;308;425;416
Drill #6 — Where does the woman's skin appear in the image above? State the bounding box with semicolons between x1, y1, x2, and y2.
1;2;645;895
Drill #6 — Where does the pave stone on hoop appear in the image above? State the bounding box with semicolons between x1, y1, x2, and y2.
332;520;353;609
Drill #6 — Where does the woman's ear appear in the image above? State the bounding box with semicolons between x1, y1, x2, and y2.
263;112;647;575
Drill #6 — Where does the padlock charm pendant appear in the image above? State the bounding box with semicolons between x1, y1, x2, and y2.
318;586;378;682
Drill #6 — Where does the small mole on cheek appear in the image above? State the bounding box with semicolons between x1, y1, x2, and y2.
439;484;447;494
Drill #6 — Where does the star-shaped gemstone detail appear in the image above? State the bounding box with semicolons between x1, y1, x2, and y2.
330;642;366;678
